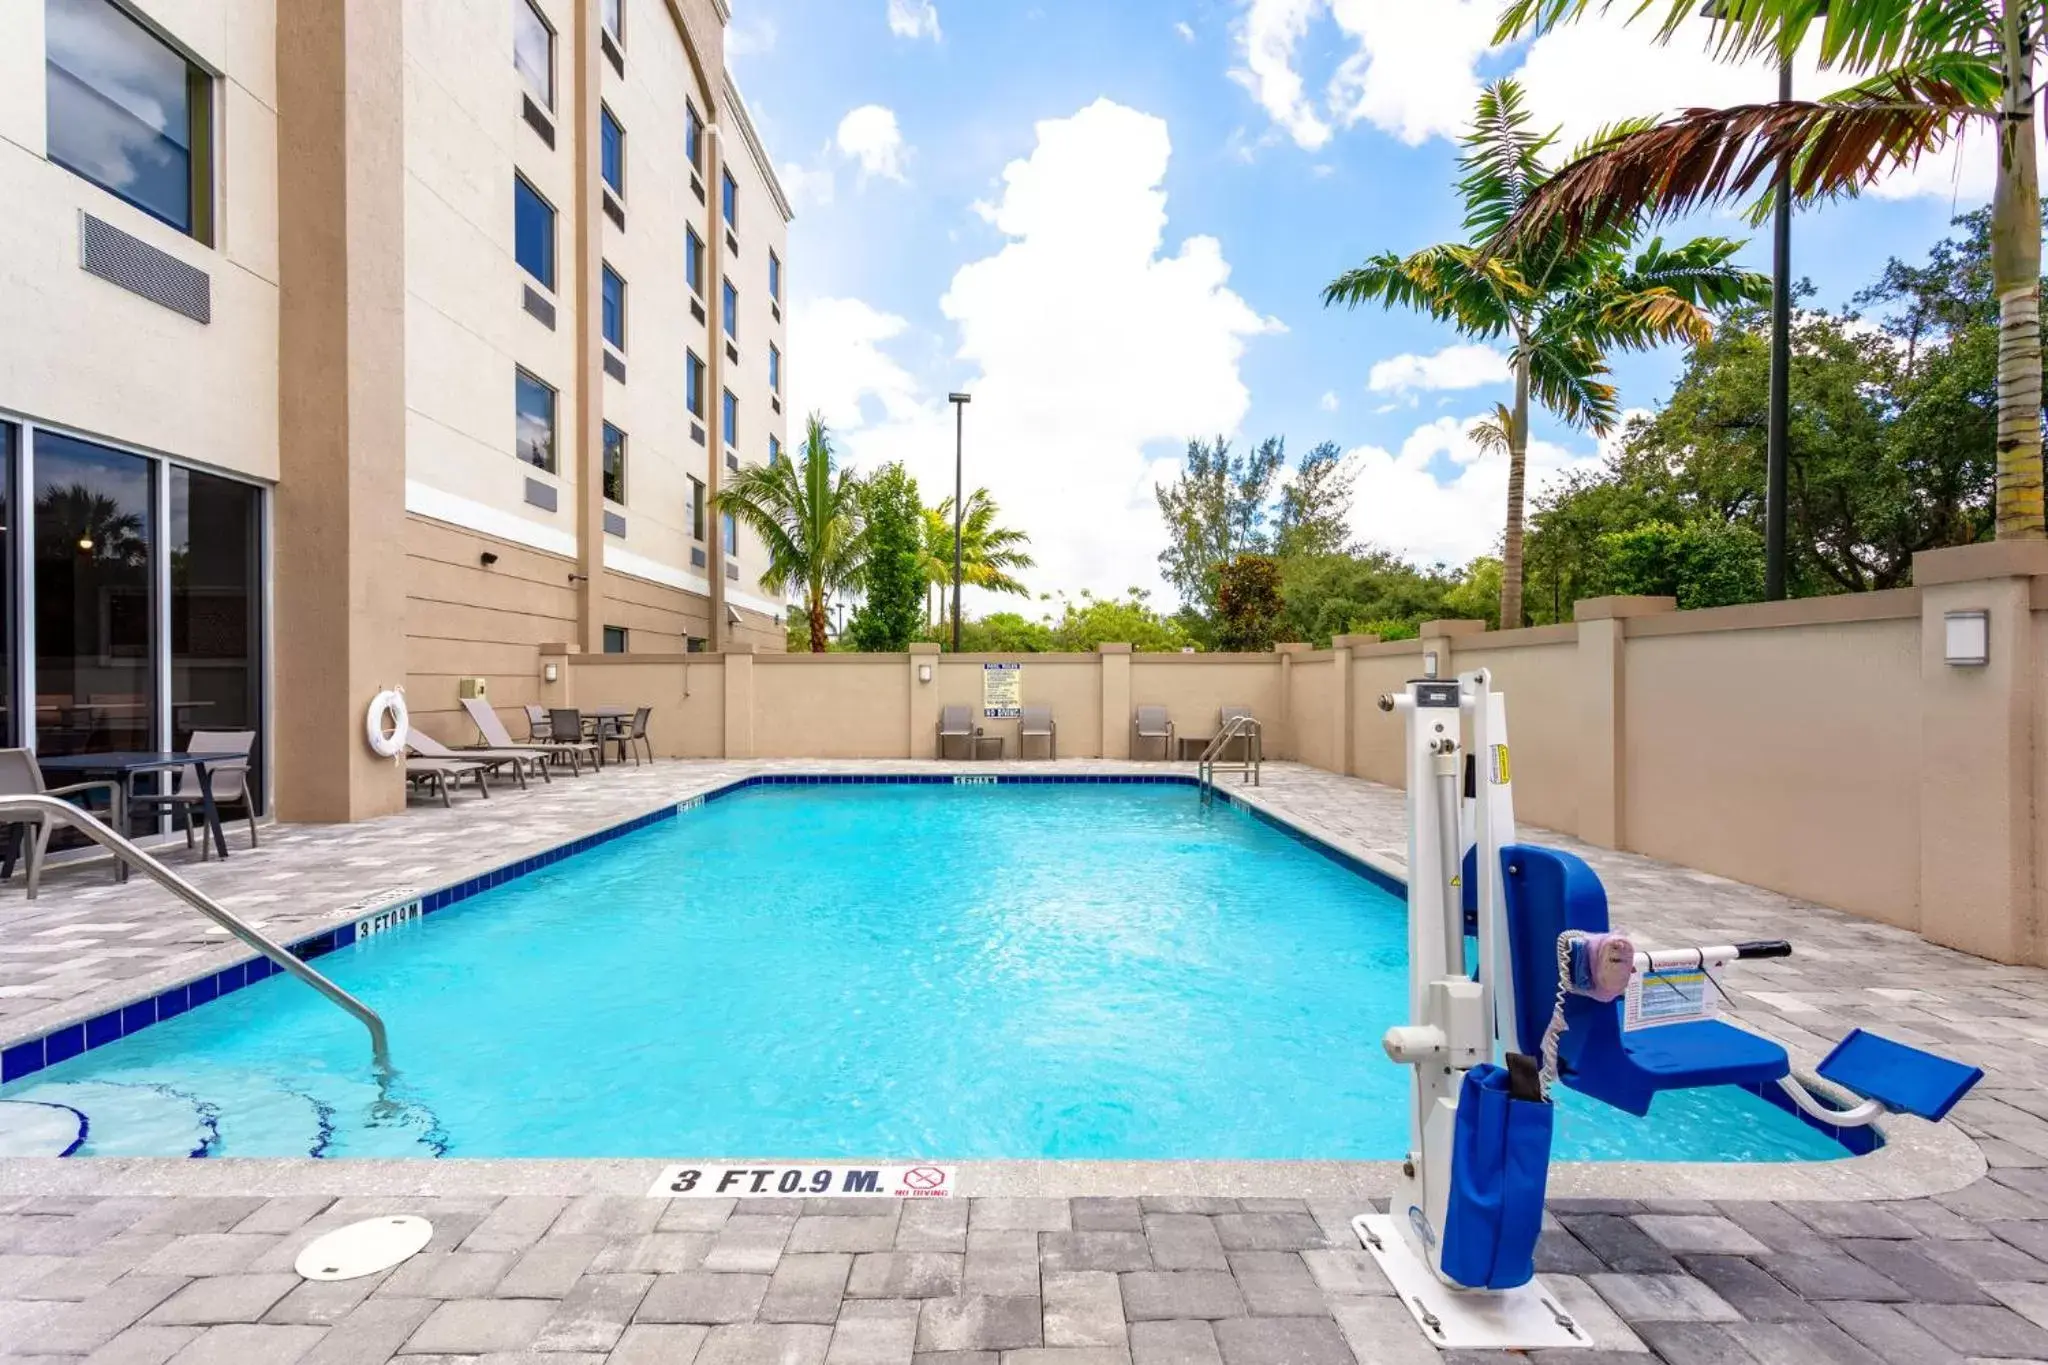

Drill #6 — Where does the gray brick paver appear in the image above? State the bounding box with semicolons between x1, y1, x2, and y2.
608;1322;712;1365
77;1323;202;1365
850;1252;965;1299
143;1273;300;1328
530;1270;653;1351
161;1322;327;1365
1042;1272;1125;1347
1211;1315;1357;1365
1120;1272;1243;1322
694;1322;834;1365
635;1271;772;1325
401;1295;557;1353
761;1253;855;1324
916;1296;1043;1353
1128;1319;1222;1365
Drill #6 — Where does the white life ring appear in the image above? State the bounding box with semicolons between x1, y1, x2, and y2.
366;689;409;758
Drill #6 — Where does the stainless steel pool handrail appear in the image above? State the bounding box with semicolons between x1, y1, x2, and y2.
1197;715;1262;803
0;795;390;1068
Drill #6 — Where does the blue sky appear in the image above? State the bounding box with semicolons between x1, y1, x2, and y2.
727;0;1992;609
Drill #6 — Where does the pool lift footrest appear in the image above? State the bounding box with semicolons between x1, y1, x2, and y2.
1353;1214;1584;1351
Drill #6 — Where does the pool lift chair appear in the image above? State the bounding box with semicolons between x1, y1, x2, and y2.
1366;670;1984;1351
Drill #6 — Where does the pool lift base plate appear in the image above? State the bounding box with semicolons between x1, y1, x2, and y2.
1353;1215;1588;1352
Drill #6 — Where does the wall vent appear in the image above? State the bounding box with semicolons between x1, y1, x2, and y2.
691;546;707;569
80;213;209;323
522;285;556;329
690;422;706;446
600;29;624;75
725;341;739;366
524;478;558;512
521;96;556;147
603;352;626;383
690;299;705;325
725;452;739;472
691;175;706;204
603;193;625;232
725;562;740;580
603;511;627;538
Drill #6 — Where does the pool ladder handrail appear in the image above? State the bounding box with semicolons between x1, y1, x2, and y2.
0;794;391;1070
1197;715;1262;804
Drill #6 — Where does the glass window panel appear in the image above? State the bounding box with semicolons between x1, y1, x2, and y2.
690;477;705;540
686;351;704;417
516;370;556;471
32;430;156;789
685;102;701;170
722;280;737;340
602;0;623;42
603;422;626;504
600;105;624;195
0;427;13;747
513;0;552;108
769;343;780;393
686;226;703;294
603;625;627;654
722;169;737;228
515;175;554;289
170;466;263;813
45;0;204;236
769;434;781;465
722;389;737;447
602;265;625;351
769;250;781;302
722;511;737;556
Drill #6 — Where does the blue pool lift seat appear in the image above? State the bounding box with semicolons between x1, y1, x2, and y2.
1500;844;1791;1117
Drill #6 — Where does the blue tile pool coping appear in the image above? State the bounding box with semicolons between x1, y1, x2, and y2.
0;771;1872;1160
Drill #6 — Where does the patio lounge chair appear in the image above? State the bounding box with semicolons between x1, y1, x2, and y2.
937;705;974;760
462;698;574;778
549;709;607;772
409;730;548;790
0;748;124;898
406;757;490;806
126;730;260;860
1216;705;1262;763
1132;705;1174;761
523;704;554;741
604;706;654;767
1019;705;1056;760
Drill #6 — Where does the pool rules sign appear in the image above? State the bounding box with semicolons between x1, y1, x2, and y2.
649;1164;957;1199
983;662;1022;718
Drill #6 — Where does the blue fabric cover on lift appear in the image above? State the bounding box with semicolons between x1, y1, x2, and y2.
1440;1062;1551;1291
1500;844;1790;1117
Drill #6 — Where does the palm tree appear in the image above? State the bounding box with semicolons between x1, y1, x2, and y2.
714;414;865;653
1492;0;2041;539
919;489;1035;634
1324;79;1771;626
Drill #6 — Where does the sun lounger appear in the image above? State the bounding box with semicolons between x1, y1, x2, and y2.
409;730;548;789
406;757;490;806
462;698;575;778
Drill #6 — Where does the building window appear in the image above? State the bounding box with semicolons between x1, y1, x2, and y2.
599;105;625;197
171;465;264;813
602;264;625;351
513;0;553;109
722;389;737;447
722;279;738;340
686;225;704;296
722;168;737;229
603;625;627;654
45;0;214;242
689;476;706;540
514;175;554;289
515;369;556;472
602;422;626;503
686;350;704;418
769;342;781;394
601;0;624;47
0;426;13;746
722;511;737;557
769;434;781;465
685;101;702;171
686;636;708;653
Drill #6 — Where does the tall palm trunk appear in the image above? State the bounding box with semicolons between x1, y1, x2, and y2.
809;589;829;653
1994;0;2045;539
1500;343;1533;627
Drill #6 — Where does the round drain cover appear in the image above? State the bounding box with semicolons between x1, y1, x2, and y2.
294;1215;433;1281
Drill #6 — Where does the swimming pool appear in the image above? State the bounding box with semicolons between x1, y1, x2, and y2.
0;780;1848;1161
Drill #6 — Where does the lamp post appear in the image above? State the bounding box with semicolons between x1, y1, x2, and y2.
948;392;971;651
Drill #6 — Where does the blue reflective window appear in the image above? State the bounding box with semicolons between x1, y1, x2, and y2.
602;265;625;351
515;370;556;472
769;343;781;394
769;250;781;302
722;280;738;340
769;434;782;465
600;105;624;195
722;169;737;228
686;225;703;295
686;351;704;418
46;0;209;239
722;511;737;556
515;176;554;288
514;0;553;108
722;389;737;447
685;102;702;170
603;423;626;504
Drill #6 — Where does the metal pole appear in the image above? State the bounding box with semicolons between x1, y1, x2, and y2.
1766;53;1792;601
951;399;964;652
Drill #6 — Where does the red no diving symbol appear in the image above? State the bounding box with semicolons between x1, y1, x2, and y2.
903;1167;947;1191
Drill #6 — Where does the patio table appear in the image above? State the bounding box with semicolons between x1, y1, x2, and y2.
37;751;243;867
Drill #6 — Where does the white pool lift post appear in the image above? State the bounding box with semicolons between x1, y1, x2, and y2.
1361;669;1984;1353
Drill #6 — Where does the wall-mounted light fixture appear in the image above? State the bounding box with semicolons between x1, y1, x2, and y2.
1945;609;1990;666
918;663;933;684
543;663;559;683
480;551;499;567
1423;650;1440;679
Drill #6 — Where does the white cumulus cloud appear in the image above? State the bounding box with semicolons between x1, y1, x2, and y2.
1175;20;1196;42
1320;390;1340;412
1229;0;1331;150
1367;344;1512;395
792;99;1281;602
836;105;908;183
887;0;940;41
779;159;835;211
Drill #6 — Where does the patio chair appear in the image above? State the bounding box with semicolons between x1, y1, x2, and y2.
0;748;125;899
1217;705;1262;763
405;757;490;806
462;698;572;778
409;730;548;790
1132;705;1174;761
549;709;606;772
523;704;554;741
604;706;654;767
126;730;260;861
937;705;974;760
1019;705;1057;760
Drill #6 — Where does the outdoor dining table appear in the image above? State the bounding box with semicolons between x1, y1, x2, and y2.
581;707;635;767
36;751;244;869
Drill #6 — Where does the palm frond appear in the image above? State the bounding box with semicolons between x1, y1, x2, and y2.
1469;402;1518;459
1526;338;1621;433
1322;246;1523;335
1458;80;1557;239
1495;0;1997;74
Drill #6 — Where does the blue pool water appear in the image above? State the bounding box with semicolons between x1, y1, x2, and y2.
0;784;1847;1161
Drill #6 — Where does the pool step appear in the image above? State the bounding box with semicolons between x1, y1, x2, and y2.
0;1099;87;1156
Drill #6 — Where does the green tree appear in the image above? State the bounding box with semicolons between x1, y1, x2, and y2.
1216;554;1285;651
714;414;865;654
921;489;1034;636
1274;442;1358;559
847;463;925;651
950;612;1057;652
1154;435;1285;614
1493;0;2043;541
1272;549;1461;646
1441;557;1503;628
1597;521;1766;609
1050;590;1195;652
1324;79;1770;628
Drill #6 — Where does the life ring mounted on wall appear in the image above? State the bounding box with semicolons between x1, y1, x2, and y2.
365;689;410;759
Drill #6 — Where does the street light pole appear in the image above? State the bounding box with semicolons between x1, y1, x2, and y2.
1765;53;1792;601
948;392;971;651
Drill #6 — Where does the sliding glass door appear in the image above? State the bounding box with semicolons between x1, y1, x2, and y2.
0;425;14;749
169;466;264;812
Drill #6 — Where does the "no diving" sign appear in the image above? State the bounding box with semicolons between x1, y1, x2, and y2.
647;1164;956;1199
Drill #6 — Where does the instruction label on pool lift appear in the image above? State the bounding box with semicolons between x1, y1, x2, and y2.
1623;965;1722;1031
648;1164;957;1199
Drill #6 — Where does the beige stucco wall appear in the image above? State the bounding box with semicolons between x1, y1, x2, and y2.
754;655;909;758
925;655;1107;758
1287;655;1335;771
1349;644;1422;786
0;0;279;480
1455;631;1581;836
1128;655;1285;754
558;652;727;757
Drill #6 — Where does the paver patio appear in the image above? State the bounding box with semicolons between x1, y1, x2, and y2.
1;758;2046;1363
